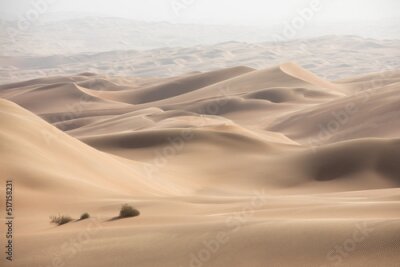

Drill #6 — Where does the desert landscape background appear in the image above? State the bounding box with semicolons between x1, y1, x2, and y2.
1;0;400;266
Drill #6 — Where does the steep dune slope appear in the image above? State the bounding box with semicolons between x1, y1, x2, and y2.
0;75;89;91
0;98;162;199
4;82;132;114
78;124;400;194
280;62;341;91
0;63;346;138
86;66;255;104
89;63;341;108
269;80;400;144
282;138;400;191
3;64;399;194
304;139;400;182
1;62;400;267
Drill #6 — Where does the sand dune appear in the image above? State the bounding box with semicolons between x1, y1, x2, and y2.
280;62;341;91
88;66;254;104
91;63;341;114
270;80;400;143
1;82;132;115
0;62;399;267
0;99;162;198
2;35;399;83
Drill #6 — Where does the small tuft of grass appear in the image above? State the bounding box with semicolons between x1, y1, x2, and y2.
50;215;73;226
119;204;140;218
80;212;90;220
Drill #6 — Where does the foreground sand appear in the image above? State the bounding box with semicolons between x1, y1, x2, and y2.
0;62;399;266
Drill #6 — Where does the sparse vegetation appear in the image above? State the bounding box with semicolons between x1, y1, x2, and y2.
50;215;73;225
119;204;140;218
80;212;90;220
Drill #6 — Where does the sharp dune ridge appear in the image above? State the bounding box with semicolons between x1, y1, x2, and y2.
1;61;400;267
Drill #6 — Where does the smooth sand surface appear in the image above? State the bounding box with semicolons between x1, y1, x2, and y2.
0;62;399;267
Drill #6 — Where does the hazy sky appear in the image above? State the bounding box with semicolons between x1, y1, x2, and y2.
1;0;399;25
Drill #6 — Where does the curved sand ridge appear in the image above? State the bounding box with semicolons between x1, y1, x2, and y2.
3;82;132;114
83;66;255;104
279;62;342;92
1;63;399;267
269;79;400;143
0;98;179;198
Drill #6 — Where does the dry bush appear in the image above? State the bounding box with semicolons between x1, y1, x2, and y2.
50;215;73;225
119;204;140;218
80;212;90;220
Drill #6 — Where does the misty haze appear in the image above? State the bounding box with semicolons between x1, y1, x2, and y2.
0;1;399;267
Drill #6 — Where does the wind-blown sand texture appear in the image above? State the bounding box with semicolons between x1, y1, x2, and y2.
0;62;399;267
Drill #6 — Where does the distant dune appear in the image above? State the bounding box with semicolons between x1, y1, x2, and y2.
0;62;399;267
1;35;399;83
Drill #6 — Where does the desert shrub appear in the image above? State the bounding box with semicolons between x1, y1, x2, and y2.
50;215;73;225
119;204;140;218
80;212;90;220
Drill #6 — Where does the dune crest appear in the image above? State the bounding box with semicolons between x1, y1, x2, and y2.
1;62;399;267
279;62;342;92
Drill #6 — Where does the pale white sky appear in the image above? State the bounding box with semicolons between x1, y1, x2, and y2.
1;0;399;25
